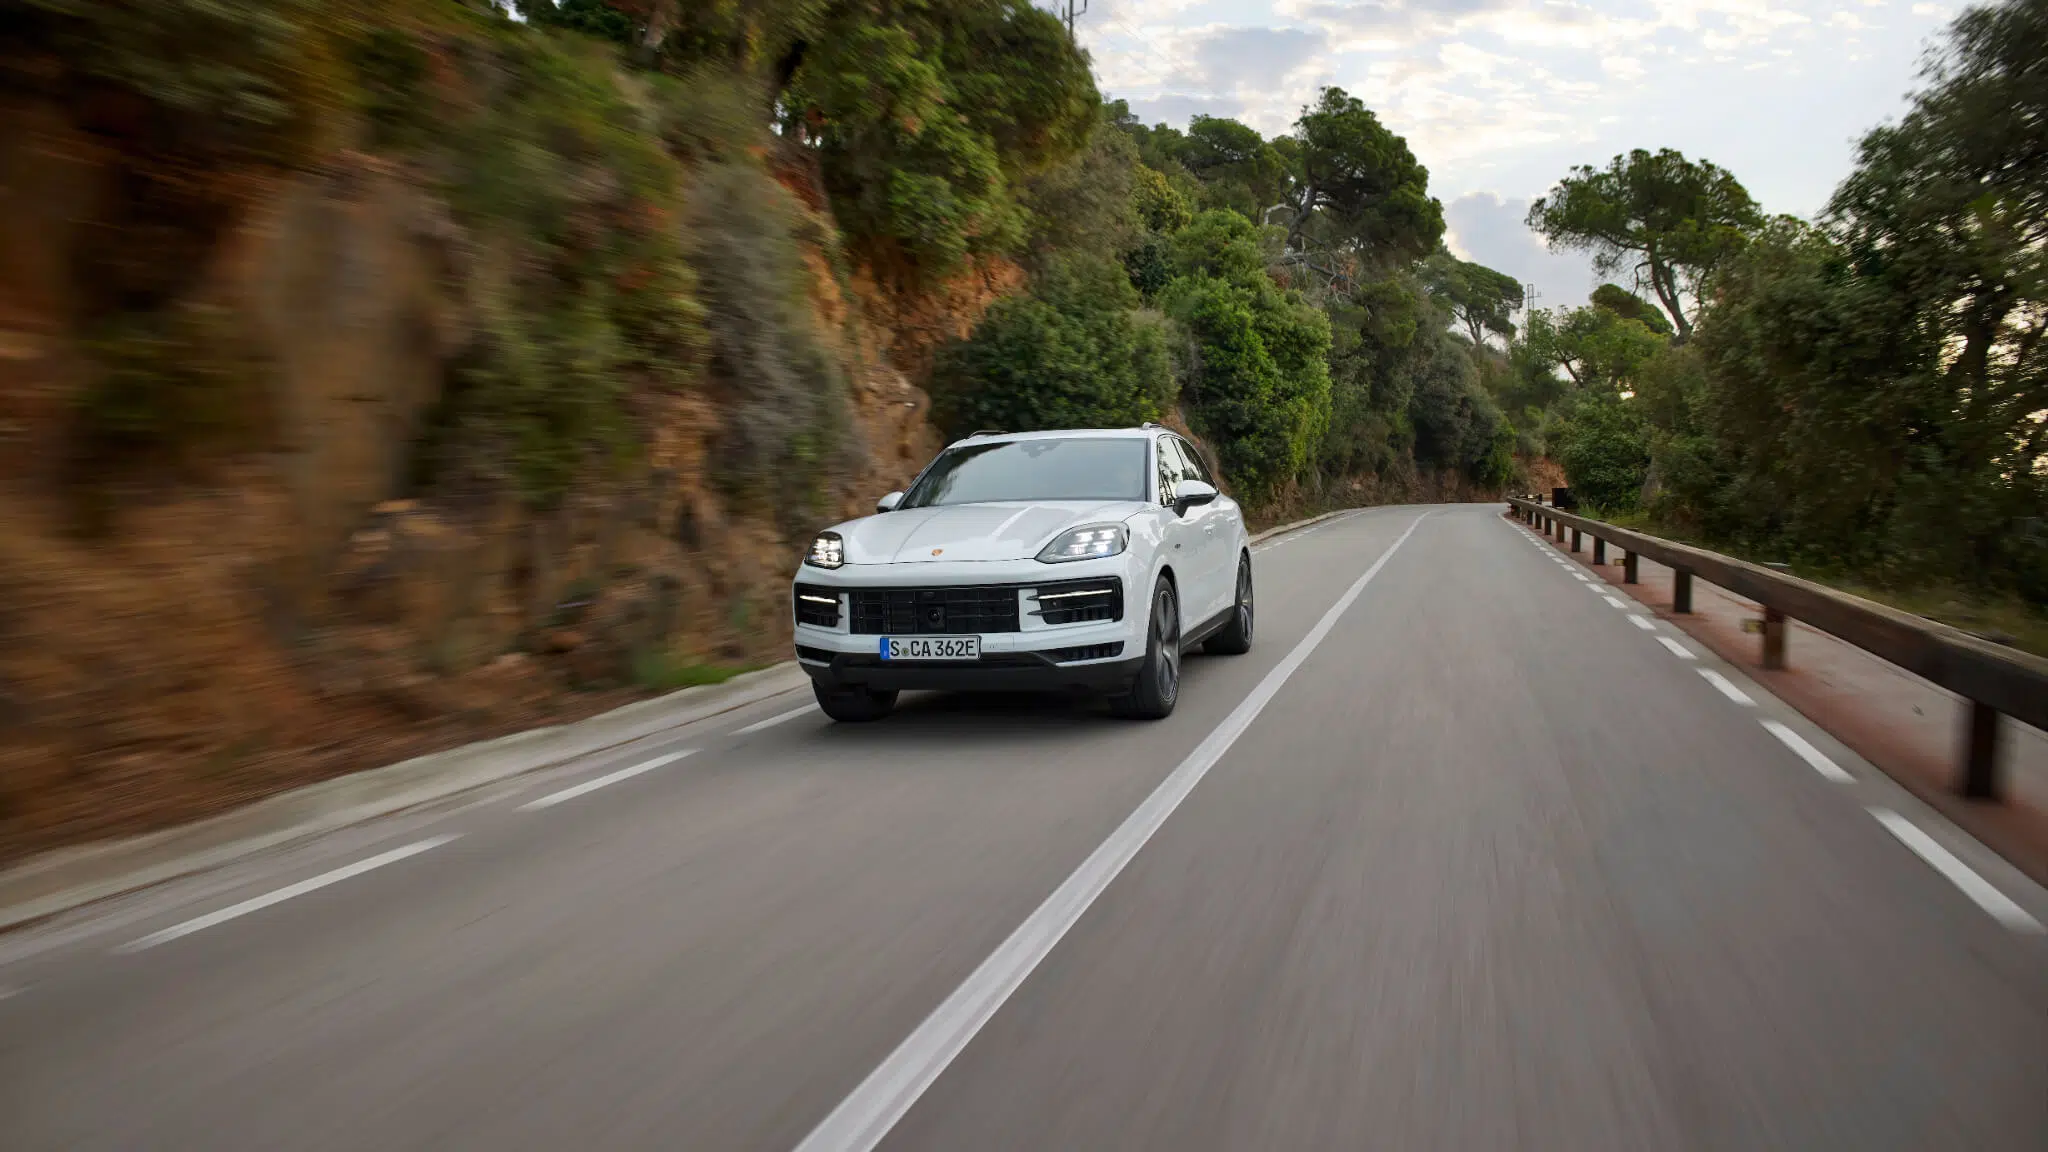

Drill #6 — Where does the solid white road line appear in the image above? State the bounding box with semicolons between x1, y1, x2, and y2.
1628;615;1657;631
1603;595;1627;608
737;705;819;735
1761;719;1853;783
790;514;1433;1152
1657;636;1697;659
1698;668;1753;704
1868;808;2043;933
115;836;460;953
520;751;694;811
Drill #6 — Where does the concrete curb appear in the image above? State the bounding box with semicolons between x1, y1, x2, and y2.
0;664;812;932
1249;506;1360;546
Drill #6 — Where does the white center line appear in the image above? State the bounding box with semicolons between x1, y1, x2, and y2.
1657;636;1697;659
737;705;819;735
1868;808;2043;933
520;751;694;811
1761;719;1852;783
1698;667;1753;704
1627;615;1657;631
790;514;1432;1152
1603;595;1627;609
115;836;459;953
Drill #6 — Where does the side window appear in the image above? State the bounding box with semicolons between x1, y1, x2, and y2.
1155;437;1185;505
1172;437;1212;485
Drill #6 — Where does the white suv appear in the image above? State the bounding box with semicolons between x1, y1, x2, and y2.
791;427;1255;721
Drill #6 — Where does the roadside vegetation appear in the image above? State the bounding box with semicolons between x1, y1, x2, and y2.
1507;0;2046;638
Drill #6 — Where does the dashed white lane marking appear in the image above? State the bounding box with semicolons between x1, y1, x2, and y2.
737;705;819;735
1868;808;2043;933
1657;636;1697;659
1761;719;1853;783
520;751;695;811
115;836;460;953
791;513;1433;1152
1603;595;1627;609
1698;668;1753;704
1628;615;1657;631
1572;572;1590;581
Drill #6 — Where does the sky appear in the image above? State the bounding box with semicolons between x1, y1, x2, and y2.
1044;0;1963;311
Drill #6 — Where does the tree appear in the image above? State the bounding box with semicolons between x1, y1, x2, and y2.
931;254;1175;436
1526;148;1763;340
1589;283;1671;336
1422;249;1523;346
1178;116;1286;221
1160;211;1333;497
1282;87;1443;272
1018;105;1141;266
1131;165;1193;234
785;0;1097;278
1554;390;1649;511
1517;306;1665;394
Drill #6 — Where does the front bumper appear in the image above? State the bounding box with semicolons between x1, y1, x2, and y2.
798;649;1146;693
792;555;1144;693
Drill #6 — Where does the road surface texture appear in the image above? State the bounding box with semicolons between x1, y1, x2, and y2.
3;504;2044;1151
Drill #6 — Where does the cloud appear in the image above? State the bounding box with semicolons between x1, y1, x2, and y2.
1443;192;1601;310
1175;26;1330;91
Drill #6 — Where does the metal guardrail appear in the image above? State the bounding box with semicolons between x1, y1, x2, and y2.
1506;496;2048;801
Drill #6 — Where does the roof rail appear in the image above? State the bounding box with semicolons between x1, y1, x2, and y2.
1140;421;1163;429
966;429;1005;438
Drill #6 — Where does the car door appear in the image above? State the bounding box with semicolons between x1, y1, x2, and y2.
1174;436;1244;605
1160;436;1228;622
1151;436;1207;628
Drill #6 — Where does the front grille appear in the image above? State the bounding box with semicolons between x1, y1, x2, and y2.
848;586;1022;634
1050;642;1125;663
794;585;841;628
1031;577;1124;626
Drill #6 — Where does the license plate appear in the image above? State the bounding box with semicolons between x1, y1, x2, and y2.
880;636;981;661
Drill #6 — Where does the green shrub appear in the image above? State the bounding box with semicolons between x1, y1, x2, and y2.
684;159;850;529
1555;391;1649;511
932;255;1176;436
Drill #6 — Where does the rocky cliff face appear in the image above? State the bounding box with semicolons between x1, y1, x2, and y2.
0;87;949;860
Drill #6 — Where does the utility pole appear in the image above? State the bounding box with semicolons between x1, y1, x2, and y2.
1062;0;1088;35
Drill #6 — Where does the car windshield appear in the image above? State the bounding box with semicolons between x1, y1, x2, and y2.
900;437;1148;508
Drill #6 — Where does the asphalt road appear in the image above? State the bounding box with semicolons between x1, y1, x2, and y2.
3;504;2045;1150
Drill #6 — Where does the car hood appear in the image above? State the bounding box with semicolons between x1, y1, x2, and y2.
838;501;1148;564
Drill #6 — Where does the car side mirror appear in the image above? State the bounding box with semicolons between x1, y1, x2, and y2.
875;491;904;514
1172;479;1218;516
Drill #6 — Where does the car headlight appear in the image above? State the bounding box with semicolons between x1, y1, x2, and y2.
805;531;845;569
1037;523;1128;563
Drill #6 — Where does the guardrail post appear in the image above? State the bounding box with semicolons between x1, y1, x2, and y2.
1570;528;1581;552
1623;551;1638;583
1762;606;1786;669
1593;538;1607;565
1963;702;2002;800
1673;569;1693;613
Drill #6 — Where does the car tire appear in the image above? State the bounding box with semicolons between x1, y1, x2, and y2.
1109;575;1181;720
1204;553;1254;655
814;681;898;722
